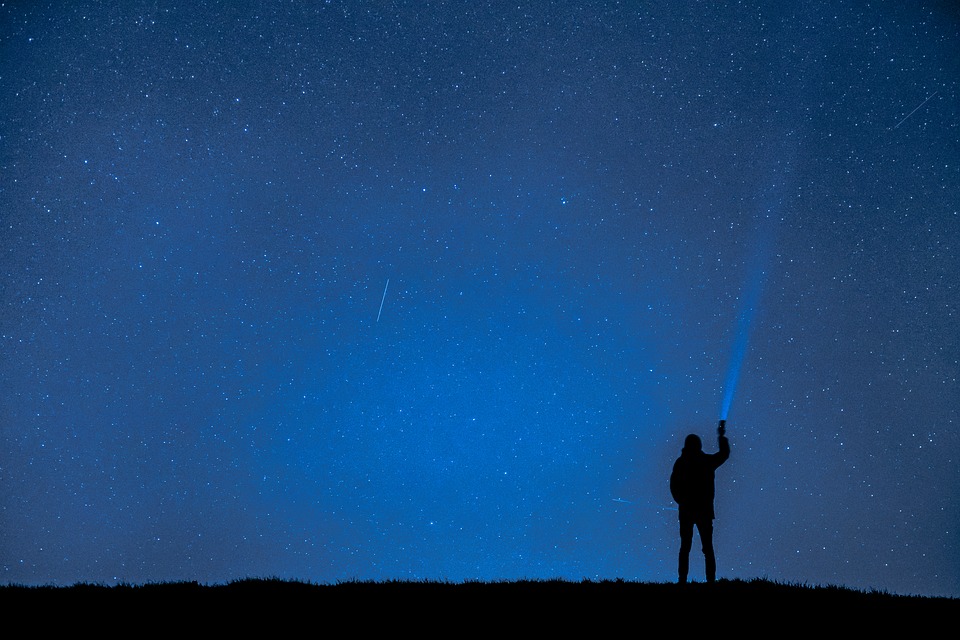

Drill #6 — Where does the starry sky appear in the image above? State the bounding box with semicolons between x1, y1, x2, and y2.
2;1;958;597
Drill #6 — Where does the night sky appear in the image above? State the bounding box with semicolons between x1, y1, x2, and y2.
2;1;958;597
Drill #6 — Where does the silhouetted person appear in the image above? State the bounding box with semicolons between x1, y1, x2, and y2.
670;420;730;583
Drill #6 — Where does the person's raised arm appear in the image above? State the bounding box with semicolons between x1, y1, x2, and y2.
716;420;730;465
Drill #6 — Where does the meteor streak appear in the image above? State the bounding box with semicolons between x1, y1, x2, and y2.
893;91;938;129
612;498;678;511
376;278;389;323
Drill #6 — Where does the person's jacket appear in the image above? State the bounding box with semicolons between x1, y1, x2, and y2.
670;436;730;519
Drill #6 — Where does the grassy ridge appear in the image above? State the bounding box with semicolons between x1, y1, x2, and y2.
4;578;956;631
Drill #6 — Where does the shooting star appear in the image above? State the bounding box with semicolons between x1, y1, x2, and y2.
893;91;938;129
376;278;389;323
612;497;678;511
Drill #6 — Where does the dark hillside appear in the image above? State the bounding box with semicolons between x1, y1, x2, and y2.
3;578;955;633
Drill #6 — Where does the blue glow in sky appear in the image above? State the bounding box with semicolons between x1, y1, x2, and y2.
2;1;958;597
720;197;781;420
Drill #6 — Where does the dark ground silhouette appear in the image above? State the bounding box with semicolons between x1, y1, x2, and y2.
3;578;956;632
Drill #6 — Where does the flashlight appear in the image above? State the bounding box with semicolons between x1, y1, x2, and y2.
718;419;726;436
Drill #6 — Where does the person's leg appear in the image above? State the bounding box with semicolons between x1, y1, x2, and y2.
699;518;716;582
678;514;694;583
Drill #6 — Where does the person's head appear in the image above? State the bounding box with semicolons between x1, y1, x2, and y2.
683;434;702;453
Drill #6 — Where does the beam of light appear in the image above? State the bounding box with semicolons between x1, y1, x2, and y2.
719;173;787;421
376;278;390;323
720;264;766;421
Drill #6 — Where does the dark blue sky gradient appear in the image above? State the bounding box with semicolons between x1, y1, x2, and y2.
2;1;958;596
